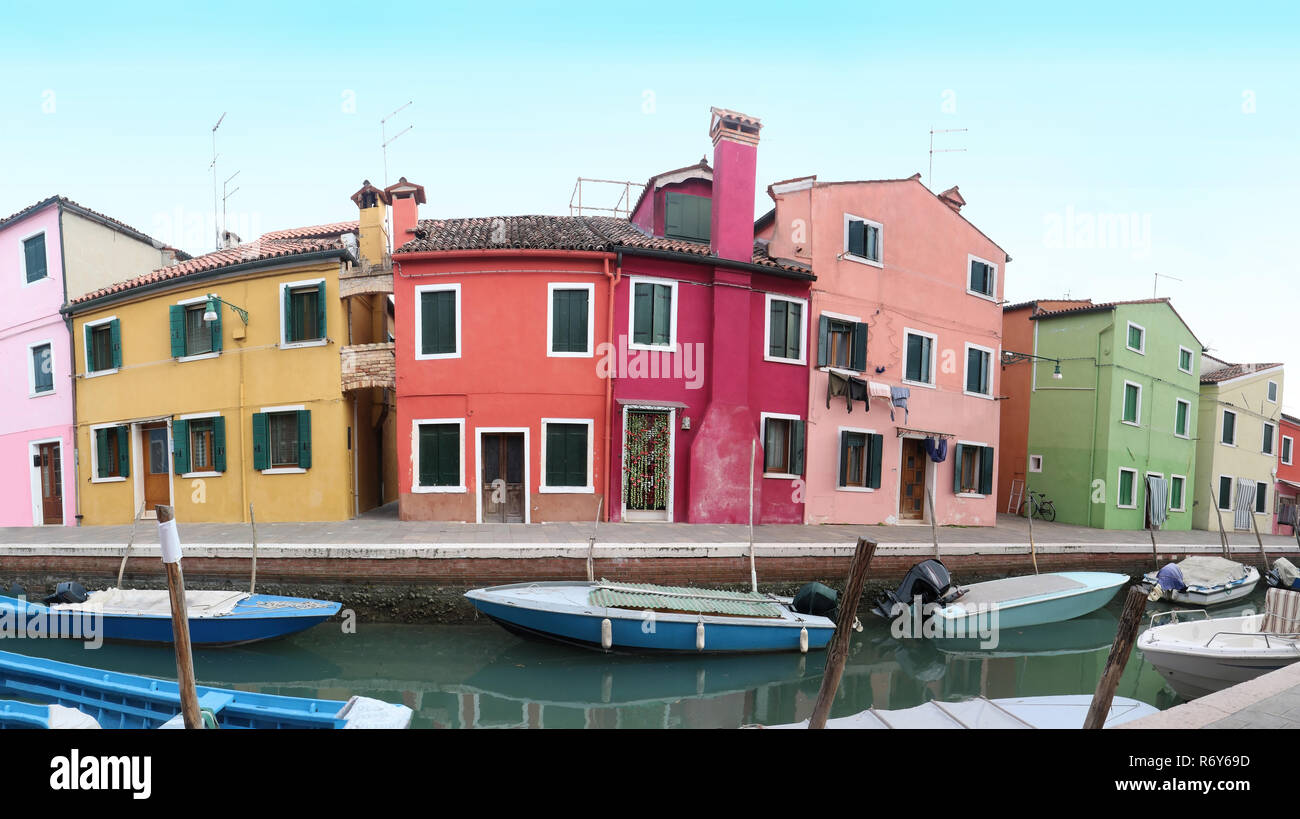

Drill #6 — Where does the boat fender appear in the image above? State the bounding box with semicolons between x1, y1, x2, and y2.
799;627;808;654
42;581;89;605
600;618;612;650
696;619;705;652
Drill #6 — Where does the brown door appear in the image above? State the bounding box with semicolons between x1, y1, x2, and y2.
142;423;170;514
37;442;62;525
481;433;525;522
899;438;926;521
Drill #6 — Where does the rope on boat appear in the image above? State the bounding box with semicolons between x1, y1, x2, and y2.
116;503;145;587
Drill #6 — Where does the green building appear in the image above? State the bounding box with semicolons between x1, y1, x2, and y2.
1023;298;1202;530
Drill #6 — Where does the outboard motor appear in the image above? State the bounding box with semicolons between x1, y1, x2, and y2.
1267;557;1300;591
1155;562;1187;595
872;559;963;619
42;581;89;605
791;582;838;619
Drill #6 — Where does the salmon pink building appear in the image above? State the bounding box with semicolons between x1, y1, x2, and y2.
1276;412;1299;535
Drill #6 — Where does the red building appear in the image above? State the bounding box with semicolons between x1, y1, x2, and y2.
1276;412;1299;535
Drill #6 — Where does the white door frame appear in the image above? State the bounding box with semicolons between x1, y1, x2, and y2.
132;419;175;520
474;426;531;524
620;405;676;522
28;436;64;526
893;433;935;525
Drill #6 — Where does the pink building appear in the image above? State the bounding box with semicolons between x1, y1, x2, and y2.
0;197;179;526
765;177;1008;525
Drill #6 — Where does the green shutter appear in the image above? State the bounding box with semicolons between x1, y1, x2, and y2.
665;194;684;239
316;281;327;339
980;446;995;495
768;300;784;358
790;420;806;476
297;410;312;469
633;284;652;346
213;416;226;472
953;444;965;493
172;419;189;474
84;324;94;372
867;433;883;489
817;315;830;367
665;193;710;242
552;289;587;353
847;221;865;257
116;426;129;478
110;319;122;369
24;236;47;282
838;430;851;487
851;322;868;371
786;303;802;360
545;424;564;486
252;413;268;470
437;425;459;485
567;426;587;486
651;284;670;346
169;305;185;357
209;303;223;352
418;425;437;486
95;428;109;478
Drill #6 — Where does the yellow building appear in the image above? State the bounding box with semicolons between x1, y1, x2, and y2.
65;183;398;524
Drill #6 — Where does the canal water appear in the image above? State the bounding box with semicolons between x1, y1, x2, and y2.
8;584;1266;728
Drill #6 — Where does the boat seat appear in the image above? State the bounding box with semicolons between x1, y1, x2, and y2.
196;691;235;714
1260;587;1300;634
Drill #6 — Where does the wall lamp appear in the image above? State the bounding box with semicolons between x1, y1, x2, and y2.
1003;350;1063;379
202;294;249;325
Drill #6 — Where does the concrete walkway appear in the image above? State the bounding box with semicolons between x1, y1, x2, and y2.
1120;660;1300;729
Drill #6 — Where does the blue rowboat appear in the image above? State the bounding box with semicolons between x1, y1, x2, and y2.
0;700;102;729
465;580;838;654
931;572;1129;633
755;695;1158;729
0;588;340;647
0;649;411;729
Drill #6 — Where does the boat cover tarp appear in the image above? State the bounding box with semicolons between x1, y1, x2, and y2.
50;588;247;617
589;581;786;618
762;696;1153;729
1174;556;1249;589
952;574;1084;608
1274;558;1300;589
338;696;415;729
48;704;101;729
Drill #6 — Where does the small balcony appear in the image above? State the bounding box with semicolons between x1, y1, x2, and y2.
339;256;393;298
341;342;395;392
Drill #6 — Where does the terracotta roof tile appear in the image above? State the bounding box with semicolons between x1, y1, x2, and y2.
1030;297;1205;349
1;195;181;257
260;221;358;241
1200;361;1284;384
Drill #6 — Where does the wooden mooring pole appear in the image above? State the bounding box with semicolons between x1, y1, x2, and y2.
926;489;940;560
1249;511;1270;573
248;503;258;595
1209;486;1231;559
808;538;877;729
1083;583;1150;730
157;505;203;729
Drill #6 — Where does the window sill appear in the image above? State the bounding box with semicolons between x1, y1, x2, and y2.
955;492;986;499
414;351;461;361
21;276;51;287
1221;442;1237;448
83;368;119;379
627;342;676;353
1125;346;1145;356
765;354;807;366
280;339;329;350
963;390;994;401
28;390;55;398
1178;368;1193;376
178;352;220;363
965;288;998;303
836;486;875;493
539;485;594;494
261;467;307;475
547;350;593;359
1121;420;1141;428
91;476;127;483
902;378;936;390
181;471;222;479
1117;504;1138;510
842;253;883;269
411;485;466;494
763;472;800;480
1174;433;1190;440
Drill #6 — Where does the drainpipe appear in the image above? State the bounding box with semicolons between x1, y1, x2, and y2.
57;203;82;525
1087;325;1109;527
603;254;622;522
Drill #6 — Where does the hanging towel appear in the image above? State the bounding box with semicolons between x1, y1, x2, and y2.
924;437;948;463
1234;479;1256;531
827;370;869;412
1146;474;1168;530
868;381;892;400
890;386;910;424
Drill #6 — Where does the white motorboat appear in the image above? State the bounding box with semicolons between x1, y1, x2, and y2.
1143;556;1259;606
1138;587;1300;699
755;695;1158;729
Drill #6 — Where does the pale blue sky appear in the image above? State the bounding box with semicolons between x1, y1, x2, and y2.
3;0;1297;411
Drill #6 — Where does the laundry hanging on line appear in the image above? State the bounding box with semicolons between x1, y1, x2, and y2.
925;437;948;463
826;370;869;413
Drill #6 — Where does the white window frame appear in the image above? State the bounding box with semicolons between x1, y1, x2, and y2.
1117;467;1138;509
1267;380;1279;403
627;276;678;352
88;421;128;483
760;411;802;480
177;410;223;478
27;339;56;398
955;439;990;498
539;418;595;493
1028;454;1043;473
966;254;998;302
1177;345;1194;375
546;282;595;358
1125;321;1146;355
1173;398;1191;439
763;293;809;366
836;425;878;493
962;342;995;399
1217;474;1234;510
1169;473;1187;512
279;278;329;350
842;213;883;268
1283;435;1294;466
412;282;462;360
19;229;49;287
902;328;938;390
82;315;119;378
817;309;862;372
176;294;221;363
259;403;308;474
1221;409;1237;446
411;417;467;493
1121;380;1142;426
1263;422;1277;455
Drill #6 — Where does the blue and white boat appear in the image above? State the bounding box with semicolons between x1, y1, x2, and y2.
1144;556;1259;606
0;587;340;646
465;580;839;654
0;649;411;729
756;695;1158;729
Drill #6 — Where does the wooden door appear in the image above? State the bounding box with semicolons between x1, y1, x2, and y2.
899;438;926;521
142;423;170;513
481;433;525;522
37;442;62;525
623;410;671;520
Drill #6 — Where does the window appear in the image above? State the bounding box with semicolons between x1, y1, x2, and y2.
1117;468;1137;508
170;301;222;358
762;414;806;477
1029;454;1043;472
1218;476;1233;510
816;314;866;371
83;317;121;374
281;280;326;346
1256;482;1268;514
30;342;53;395
1263;422;1276;455
252;408;311;472
1174;399;1191;438
964;345;993;397
1178;346;1194;374
416;283;460;358
1284;435;1294;466
630;279;675;350
542;420;591;491
22;233;47;283
953;443;994;496
1221;410;1236;445
904;330;936;386
844;215;882;265
838;429;882;490
92;425;129;480
548;284;592;356
172;415;226;475
1170;475;1186;512
1268;381;1278;403
664;193;711;243
968;256;997;298
766;295;807;364
1122;381;1142;424
414;420;464;490
1125;322;1145;354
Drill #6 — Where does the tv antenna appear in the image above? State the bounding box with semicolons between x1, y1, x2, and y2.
222;170;240;247
1153;272;1183;297
381;101;414;189
210;112;226;251
929;127;967;191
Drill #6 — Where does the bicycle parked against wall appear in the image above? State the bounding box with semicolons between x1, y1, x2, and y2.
1020;490;1056;522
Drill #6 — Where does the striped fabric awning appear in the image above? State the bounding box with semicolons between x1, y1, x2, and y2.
1234;479;1257;531
1261;587;1300;634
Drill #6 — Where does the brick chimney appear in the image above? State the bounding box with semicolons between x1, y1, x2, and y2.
384;177;426;253
708;107;761;262
938;185;966;213
350;180;389;267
